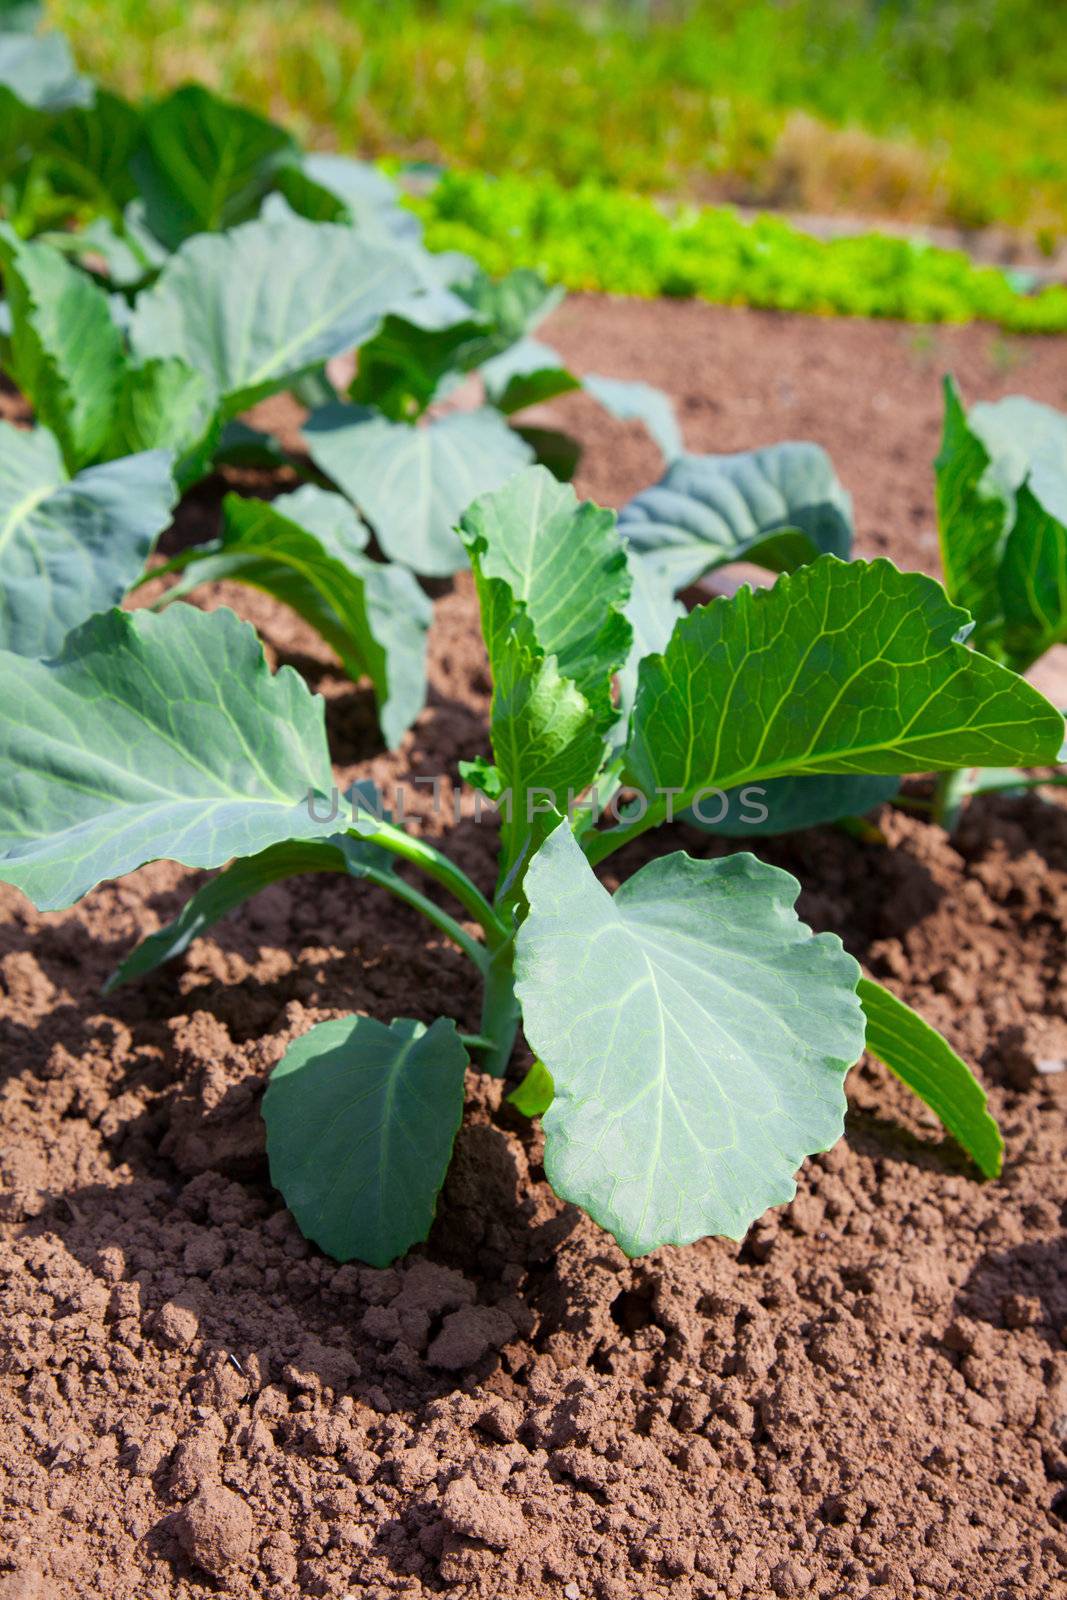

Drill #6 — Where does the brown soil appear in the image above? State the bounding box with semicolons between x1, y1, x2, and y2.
2;301;1067;1600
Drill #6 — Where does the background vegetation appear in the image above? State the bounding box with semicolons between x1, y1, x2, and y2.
48;0;1067;240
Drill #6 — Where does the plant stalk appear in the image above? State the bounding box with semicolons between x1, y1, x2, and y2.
478;938;521;1077
349;821;508;948
347;822;519;1071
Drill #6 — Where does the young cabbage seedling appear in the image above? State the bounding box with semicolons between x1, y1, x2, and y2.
1;468;1059;1265
933;377;1067;824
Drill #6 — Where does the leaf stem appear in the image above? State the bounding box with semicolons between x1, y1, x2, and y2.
478;938;521;1076
459;1033;496;1051
347;821;509;948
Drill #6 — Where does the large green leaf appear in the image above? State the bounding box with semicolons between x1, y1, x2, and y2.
106;831;401;991
0;604;339;911
0;225;126;470
616;549;898;834
460;469;632;885
155;486;431;748
516;823;865;1255
264;1014;469;1265
618;557;1064;836
618;442;854;591
303;402;532;576
129;213;418;418
0;423;175;658
132;84;297;248
858;978;1003;1179
39;89;142;213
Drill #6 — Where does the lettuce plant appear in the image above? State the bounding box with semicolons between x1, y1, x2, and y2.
0;467;1058;1264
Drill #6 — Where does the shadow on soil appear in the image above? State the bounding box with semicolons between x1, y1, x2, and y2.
956;1234;1067;1347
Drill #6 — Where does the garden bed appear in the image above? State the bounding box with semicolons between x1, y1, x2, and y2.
1;298;1066;1600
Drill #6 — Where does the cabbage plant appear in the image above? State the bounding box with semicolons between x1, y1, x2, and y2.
933;378;1067;822
0;468;1058;1264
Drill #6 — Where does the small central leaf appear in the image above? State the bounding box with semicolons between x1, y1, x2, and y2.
0;224;126;470
460;468;633;890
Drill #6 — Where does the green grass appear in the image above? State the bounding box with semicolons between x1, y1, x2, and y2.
46;0;1067;238
412;169;1067;332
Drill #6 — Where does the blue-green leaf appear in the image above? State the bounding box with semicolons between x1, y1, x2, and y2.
304;402;532;576
264;1014;469;1265
0;423;176;658
0;604;339;911
129;213;419;417
516;823;865;1254
0;27;91;112
618;442;853;591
